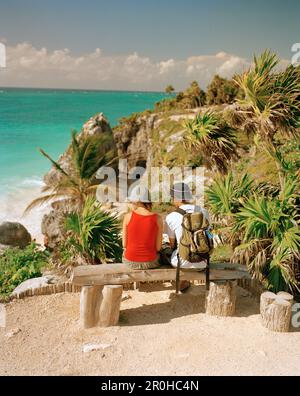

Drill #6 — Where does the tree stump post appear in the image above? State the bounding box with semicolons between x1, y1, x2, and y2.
260;291;293;332
80;286;103;329
205;280;237;316
99;285;123;327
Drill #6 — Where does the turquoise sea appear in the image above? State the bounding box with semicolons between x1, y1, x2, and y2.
0;88;168;237
0;88;167;189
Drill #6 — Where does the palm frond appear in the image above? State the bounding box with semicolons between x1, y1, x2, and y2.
64;197;122;263
206;172;254;218
183;111;238;173
268;249;299;292
39;148;70;178
232;239;270;282
24;193;67;214
234;50;300;144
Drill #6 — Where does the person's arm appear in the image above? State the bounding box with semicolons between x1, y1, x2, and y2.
165;214;177;249
156;215;163;252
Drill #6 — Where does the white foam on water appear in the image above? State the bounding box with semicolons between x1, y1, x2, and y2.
0;176;51;243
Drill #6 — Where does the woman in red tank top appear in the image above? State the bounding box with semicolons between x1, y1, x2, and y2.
122;187;163;269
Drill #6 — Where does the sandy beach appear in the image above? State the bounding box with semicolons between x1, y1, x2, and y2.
1;283;299;376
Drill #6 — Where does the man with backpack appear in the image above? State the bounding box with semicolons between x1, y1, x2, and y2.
164;182;213;292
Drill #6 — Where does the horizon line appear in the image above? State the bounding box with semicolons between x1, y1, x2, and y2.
0;86;170;94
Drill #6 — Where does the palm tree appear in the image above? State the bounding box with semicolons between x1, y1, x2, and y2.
165;84;175;94
25;131;116;213
185;81;206;107
232;50;300;187
183;111;238;173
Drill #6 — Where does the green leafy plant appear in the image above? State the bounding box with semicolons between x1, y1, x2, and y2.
0;243;50;298
206;172;255;248
64;197;122;265
183;111;238;173
233;50;300;187
232;177;300;293
206;172;254;217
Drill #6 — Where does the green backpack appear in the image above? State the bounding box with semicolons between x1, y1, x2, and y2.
176;208;214;262
175;208;214;293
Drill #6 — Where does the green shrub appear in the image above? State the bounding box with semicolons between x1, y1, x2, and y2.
64;197;122;265
206;75;242;105
206;172;254;217
155;81;206;112
0;243;50;297
232;177;300;293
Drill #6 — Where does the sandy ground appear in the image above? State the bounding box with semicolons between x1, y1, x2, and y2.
0;283;300;376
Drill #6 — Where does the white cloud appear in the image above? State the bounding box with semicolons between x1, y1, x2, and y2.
159;59;175;75
216;56;248;77
0;42;265;90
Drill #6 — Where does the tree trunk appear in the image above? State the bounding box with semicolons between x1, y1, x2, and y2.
260;291;293;332
99;285;123;327
80;286;103;329
205;280;237;316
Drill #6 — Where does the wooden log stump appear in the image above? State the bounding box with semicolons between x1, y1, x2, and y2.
80;286;103;329
205;280;237;316
99;285;123;327
260;291;293;332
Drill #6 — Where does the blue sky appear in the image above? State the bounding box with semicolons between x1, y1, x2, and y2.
0;0;299;90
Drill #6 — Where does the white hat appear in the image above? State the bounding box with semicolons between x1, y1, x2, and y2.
127;185;150;203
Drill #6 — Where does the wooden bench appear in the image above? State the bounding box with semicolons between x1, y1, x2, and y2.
71;263;251;328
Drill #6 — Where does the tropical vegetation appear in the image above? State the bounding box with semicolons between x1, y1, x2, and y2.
63;197;122;266
202;51;300;293
165;84;175;94
206;75;243;105
0;243;50;299
183;111;238;173
17;49;300;295
26;130;116;213
155;81;206;111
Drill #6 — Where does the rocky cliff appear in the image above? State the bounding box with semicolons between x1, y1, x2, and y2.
113;113;157;169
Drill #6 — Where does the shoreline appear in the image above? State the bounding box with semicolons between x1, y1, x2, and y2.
0;177;48;243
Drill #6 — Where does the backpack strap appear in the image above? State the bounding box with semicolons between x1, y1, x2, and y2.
174;208;186;294
175;208;187;216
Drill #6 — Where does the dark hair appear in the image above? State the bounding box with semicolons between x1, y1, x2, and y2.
141;202;153;211
132;201;153;211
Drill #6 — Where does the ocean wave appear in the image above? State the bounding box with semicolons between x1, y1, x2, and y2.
0;177;51;241
21;176;45;187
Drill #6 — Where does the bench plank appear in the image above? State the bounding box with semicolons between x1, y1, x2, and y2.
71;263;250;286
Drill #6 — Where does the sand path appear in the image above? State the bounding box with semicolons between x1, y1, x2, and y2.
1;284;299;376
